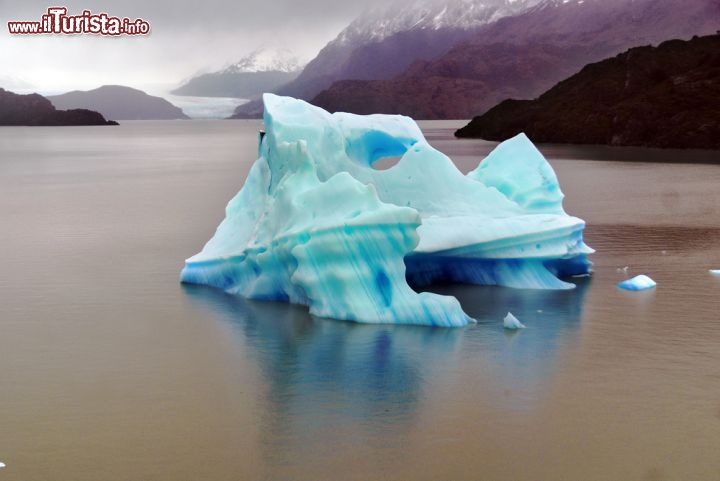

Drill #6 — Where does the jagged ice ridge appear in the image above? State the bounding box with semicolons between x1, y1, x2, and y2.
181;94;593;326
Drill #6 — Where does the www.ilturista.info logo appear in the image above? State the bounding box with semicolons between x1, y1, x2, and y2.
8;7;150;35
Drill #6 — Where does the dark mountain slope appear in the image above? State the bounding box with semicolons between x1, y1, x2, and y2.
312;42;590;118
0;88;117;126
455;34;720;149
311;0;720;119
172;71;299;99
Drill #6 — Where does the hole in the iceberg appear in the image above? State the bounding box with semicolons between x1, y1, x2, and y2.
372;156;403;171
344;130;412;168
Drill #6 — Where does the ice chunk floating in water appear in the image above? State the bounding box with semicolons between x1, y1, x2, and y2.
617;274;657;291
181;94;593;326
503;312;526;330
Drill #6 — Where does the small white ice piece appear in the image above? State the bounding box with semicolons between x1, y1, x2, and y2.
709;269;720;276
503;312;526;330
617;274;656;291
0;461;5;468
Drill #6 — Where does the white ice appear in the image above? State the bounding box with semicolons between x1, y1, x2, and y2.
617;274;657;291
503;312;526;330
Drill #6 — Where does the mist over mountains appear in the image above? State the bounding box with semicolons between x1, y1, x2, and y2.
230;0;720;119
231;0;542;117
172;48;305;98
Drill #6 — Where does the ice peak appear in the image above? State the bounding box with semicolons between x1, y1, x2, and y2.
222;48;305;74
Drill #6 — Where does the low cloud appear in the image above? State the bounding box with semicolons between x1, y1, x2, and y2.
0;0;388;93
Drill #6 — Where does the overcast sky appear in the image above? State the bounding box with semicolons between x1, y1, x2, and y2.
0;0;387;94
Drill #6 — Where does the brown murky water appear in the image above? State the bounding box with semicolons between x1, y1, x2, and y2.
0;120;719;481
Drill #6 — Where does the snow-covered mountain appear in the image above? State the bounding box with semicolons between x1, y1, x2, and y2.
335;0;541;46
232;0;541;117
172;48;305;98
311;0;720;119
221;48;305;74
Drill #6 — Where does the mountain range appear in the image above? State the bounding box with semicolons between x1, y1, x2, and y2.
48;85;188;120
312;0;720;118
171;48;304;98
232;0;720;119
455;34;720;149
0;88;117;126
231;0;541;118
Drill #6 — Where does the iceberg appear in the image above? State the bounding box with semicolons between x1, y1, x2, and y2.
710;269;720;276
503;312;526;330
617;274;657;291
181;94;593;326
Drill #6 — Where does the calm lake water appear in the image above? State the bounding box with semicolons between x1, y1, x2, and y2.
0;120;719;481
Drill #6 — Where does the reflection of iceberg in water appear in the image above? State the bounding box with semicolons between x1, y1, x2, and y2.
428;277;591;410
182;277;590;471
184;284;457;415
183;284;457;474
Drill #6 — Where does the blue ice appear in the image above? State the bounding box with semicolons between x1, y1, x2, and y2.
181;94;593;326
617;274;657;291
